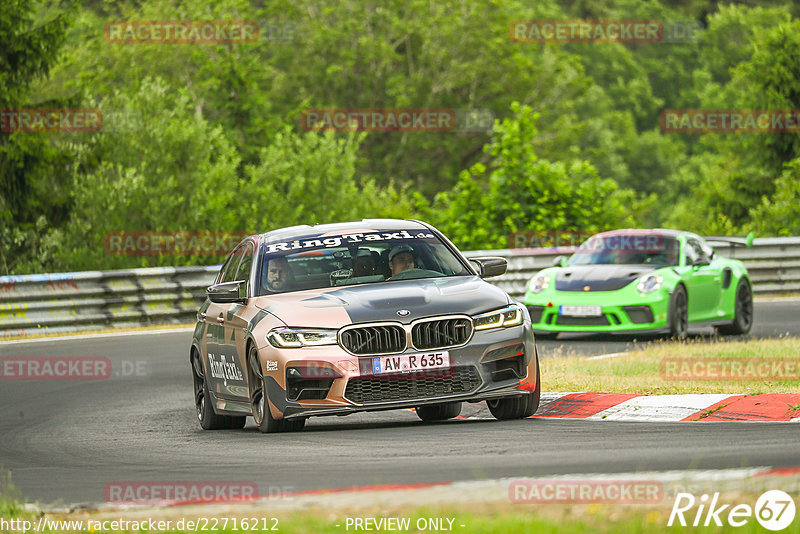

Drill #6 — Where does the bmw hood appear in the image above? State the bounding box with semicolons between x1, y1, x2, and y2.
253;276;511;327
555;265;659;292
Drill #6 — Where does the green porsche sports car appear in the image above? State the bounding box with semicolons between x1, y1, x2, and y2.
523;229;754;339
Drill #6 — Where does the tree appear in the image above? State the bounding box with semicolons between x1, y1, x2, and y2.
748;158;800;236
426;103;636;250
55;78;242;271
240;127;417;233
0;0;75;274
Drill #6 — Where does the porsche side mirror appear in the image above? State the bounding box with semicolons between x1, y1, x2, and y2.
207;280;247;303
552;255;566;267
469;257;508;278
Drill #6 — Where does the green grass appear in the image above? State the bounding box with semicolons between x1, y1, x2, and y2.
542;337;800;394
0;470;24;518
4;502;796;534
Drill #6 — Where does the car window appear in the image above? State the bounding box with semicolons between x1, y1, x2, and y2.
698;238;715;260
234;242;255;283
256;230;470;295
216;252;236;284
220;245;246;283
686;238;708;264
684;240;699;265
568;234;679;266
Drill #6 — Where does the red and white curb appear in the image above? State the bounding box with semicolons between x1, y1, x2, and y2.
455;393;800;422
76;466;800;512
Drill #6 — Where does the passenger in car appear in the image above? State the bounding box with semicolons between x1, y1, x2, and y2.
353;249;377;277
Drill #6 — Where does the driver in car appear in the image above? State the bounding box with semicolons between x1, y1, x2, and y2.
264;256;294;292
387;245;416;279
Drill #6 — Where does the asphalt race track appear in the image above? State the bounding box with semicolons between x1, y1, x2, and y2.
1;299;798;506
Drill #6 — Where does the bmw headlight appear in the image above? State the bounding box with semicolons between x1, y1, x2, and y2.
267;327;338;348
528;273;550;294
473;305;524;331
636;273;663;294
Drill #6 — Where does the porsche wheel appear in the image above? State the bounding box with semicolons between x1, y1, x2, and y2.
488;357;540;420
668;285;688;340
416;402;462;422
717;279;753;336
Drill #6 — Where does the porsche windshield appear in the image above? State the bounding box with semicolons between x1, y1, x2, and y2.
256;230;470;294
567;234;680;266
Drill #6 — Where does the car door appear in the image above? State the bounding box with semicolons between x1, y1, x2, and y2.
205;243;247;398
200;250;236;361
215;240;255;400
683;237;720;320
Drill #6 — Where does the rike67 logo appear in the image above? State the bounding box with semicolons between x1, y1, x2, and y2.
669;490;796;531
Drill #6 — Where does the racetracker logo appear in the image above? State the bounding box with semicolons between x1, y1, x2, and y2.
104;20;259;44
300;108;494;132
510;20;663;43
661;358;800;381
1;357;111;380
508;230;596;250
104;232;252;255
574;233;668;254
661;110;800;133
0;357;150;380
104;482;260;505
509;479;663;504
1;109;102;132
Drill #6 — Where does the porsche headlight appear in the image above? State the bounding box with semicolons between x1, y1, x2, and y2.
267;327;338;348
473;305;524;331
528;273;550;294
636;273;663;294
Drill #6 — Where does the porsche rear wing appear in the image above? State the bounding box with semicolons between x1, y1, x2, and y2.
705;232;754;259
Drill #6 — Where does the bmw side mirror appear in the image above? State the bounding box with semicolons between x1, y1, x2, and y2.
207;280;247;303
469;257;507;278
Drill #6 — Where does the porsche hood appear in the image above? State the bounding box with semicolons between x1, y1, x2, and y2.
253;275;512;327
554;265;659;292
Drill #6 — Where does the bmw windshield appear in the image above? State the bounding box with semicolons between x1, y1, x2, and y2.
256;230;471;295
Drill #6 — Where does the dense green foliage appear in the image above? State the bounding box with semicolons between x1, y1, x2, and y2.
3;0;800;274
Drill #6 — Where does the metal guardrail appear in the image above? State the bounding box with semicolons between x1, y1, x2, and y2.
1;238;798;337
0;266;219;337
465;237;800;300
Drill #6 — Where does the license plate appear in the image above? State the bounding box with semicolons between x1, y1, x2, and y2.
559;305;602;317
372;351;450;374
